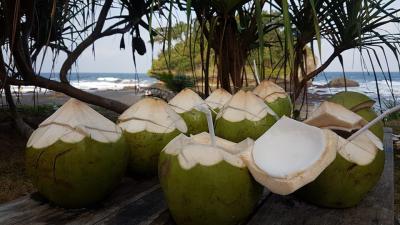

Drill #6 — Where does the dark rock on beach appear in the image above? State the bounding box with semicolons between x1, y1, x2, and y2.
327;77;359;87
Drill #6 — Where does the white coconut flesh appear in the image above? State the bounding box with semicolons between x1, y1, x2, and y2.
163;132;254;170
169;88;207;113
205;88;232;111
217;90;278;122
305;101;367;132
118;98;187;134
305;101;383;166
253;80;288;103
27;98;122;149
240;117;337;195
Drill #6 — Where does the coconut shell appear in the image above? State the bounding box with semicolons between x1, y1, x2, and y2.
159;151;262;225
26;137;128;208
295;150;384;208
124;130;181;176
328;91;375;112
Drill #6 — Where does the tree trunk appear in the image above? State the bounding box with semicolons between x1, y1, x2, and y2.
4;84;34;139
214;17;247;93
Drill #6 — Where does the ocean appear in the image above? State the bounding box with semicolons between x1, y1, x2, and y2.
11;72;399;102
13;73;158;93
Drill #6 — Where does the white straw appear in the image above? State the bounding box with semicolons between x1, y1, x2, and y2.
253;60;261;85
195;105;216;147
348;104;400;141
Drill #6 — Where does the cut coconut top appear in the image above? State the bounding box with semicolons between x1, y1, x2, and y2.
337;130;383;165
217;90;278;122
27;98;122;149
163;132;253;170
305;101;368;132
205;88;232;110
253;80;288;103
118;97;187;134
240;117;337;195
169;88;206;113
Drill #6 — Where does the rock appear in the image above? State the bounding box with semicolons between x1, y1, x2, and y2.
327;78;359;88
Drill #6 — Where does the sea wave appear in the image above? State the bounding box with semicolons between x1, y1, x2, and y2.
96;77;122;82
10;78;158;94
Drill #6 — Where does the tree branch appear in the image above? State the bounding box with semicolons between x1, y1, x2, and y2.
59;0;113;83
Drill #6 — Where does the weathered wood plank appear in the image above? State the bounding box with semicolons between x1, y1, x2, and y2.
0;178;160;225
247;128;394;225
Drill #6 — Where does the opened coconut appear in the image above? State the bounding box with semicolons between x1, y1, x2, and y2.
253;80;293;117
159;132;262;225
295;101;384;208
169;88;208;135
118;98;187;176
215;90;278;143
240;116;338;195
26;99;128;208
205;88;232;120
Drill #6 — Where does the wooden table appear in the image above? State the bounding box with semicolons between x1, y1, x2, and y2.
0;128;394;225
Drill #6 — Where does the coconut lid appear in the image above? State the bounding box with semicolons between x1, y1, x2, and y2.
205;88;232;110
118;97;187;134
305;101;383;165
168;88;206;114
217;90;278;122
337;130;383;165
27;98;122;149
240;117;337;195
253;80;288;103
305;101;368;132
163;132;254;170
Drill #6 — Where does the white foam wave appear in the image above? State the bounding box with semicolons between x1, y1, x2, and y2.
97;77;121;82
11;78;157;94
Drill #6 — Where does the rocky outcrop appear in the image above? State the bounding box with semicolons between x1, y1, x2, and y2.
327;78;359;88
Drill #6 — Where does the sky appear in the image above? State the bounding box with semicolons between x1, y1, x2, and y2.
40;2;400;74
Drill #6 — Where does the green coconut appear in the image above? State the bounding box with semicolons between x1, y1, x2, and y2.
205;88;232;121
159;133;262;225
356;108;384;140
25;99;128;208
296;101;384;208
118;98;187;177
253;80;293;117
215;90;278;143
328;91;375;112
239;113;383;204
169;88;208;135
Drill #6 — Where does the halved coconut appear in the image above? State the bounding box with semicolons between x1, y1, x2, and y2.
253;80;293;117
240;117;338;195
159;132;262;225
205;88;232;120
26;99;128;208
118;97;187;176
215;90;278;143
328;91;375;112
296;101;384;208
169;88;208;135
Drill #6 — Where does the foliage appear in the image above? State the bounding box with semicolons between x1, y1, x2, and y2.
151;73;195;92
